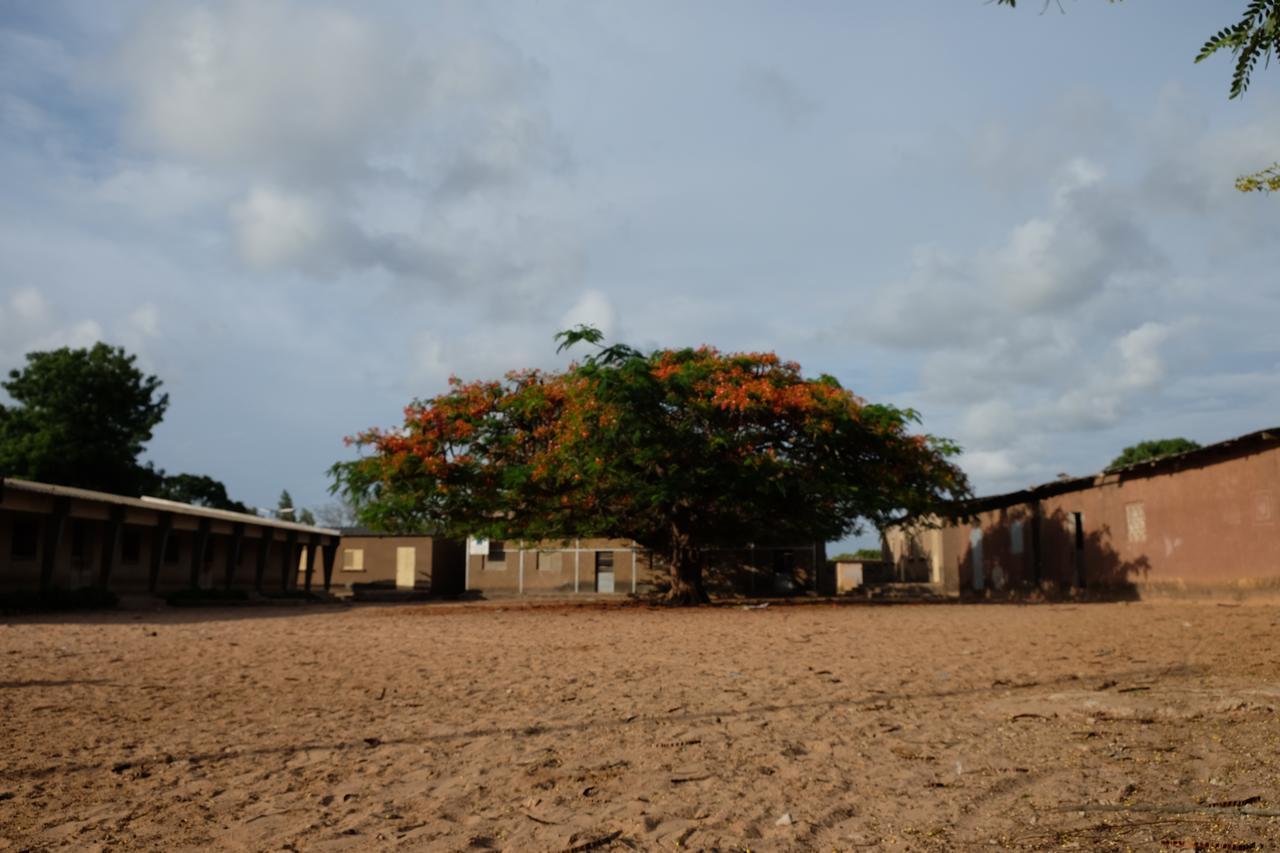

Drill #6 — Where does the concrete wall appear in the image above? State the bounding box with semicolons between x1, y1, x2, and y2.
321;535;465;595
463;538;821;597
465;538;654;596
886;444;1280;594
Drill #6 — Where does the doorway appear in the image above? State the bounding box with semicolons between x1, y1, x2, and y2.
396;547;417;590
595;551;615;593
1072;512;1085;588
970;528;985;591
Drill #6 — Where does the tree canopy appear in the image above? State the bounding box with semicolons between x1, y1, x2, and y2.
153;473;252;514
332;328;970;603
1107;437;1202;471
0;343;169;495
0;342;251;510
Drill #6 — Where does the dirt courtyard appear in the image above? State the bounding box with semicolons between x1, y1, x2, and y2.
2;599;1279;851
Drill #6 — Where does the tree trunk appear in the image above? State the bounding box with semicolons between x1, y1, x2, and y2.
665;525;709;605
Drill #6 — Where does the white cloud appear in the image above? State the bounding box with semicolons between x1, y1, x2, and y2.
101;0;574;296
0;288;105;372
560;290;618;341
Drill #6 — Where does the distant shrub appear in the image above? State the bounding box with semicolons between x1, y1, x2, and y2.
830;549;884;562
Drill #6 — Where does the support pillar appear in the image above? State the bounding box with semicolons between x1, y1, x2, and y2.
304;534;321;592
255;528;274;592
98;507;124;590
147;513;173;593
321;540;337;592
279;530;298;591
188;518;210;589
224;523;244;590
39;497;70;597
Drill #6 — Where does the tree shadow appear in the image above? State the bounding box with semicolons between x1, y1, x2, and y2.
964;507;1150;600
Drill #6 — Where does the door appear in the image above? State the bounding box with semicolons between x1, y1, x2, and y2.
595;551;615;593
396;547;417;590
1072;512;1085;588
970;528;985;591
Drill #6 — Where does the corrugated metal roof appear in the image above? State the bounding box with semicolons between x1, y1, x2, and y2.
0;477;340;536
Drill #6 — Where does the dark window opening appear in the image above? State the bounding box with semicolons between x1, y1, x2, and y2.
121;529;142;564
487;539;506;562
1072;512;1086;588
595;551;614;571
11;518;39;560
70;517;87;558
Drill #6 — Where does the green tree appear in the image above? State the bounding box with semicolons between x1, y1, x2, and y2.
0;343;169;495
332;328;970;604
830;548;886;562
1107;437;1202;471
998;1;1280;192
275;490;295;520
155;473;251;513
297;507;316;526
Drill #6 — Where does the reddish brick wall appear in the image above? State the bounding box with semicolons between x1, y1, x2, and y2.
888;444;1280;594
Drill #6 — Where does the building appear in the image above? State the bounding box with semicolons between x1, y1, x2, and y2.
0;477;341;596
884;427;1280;596
324;530;465;596
463;537;824;598
0;473;826;601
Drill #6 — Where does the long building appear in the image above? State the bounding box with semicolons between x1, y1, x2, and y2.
327;532;824;598
0;477;341;596
884;427;1280;596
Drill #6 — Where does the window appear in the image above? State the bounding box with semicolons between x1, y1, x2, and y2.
488;539;506;562
595;550;614;571
11;517;38;560
1010;521;1024;555
121;529;142;564
342;548;365;572
70;521;87;561
539;551;562;572
1125;502;1146;543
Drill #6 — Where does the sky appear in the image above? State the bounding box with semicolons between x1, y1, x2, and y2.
1;1;1278;549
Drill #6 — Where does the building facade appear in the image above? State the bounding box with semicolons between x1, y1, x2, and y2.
463;538;823;598
884;428;1280;596
326;531;465;596
0;477;341;596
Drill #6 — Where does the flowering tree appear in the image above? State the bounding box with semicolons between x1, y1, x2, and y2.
331;328;970;603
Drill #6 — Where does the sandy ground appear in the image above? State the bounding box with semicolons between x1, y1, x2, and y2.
2;599;1280;852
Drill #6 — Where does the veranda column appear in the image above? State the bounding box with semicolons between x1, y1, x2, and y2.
224;523;244;590
39;497;70;597
98;507;124;590
189;518;210;589
254;528;274;592
279;530;298;591
147;513;173;593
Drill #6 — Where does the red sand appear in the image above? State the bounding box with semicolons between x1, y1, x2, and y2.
2;599;1279;850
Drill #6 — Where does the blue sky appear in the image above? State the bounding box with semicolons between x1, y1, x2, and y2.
1;2;1277;547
